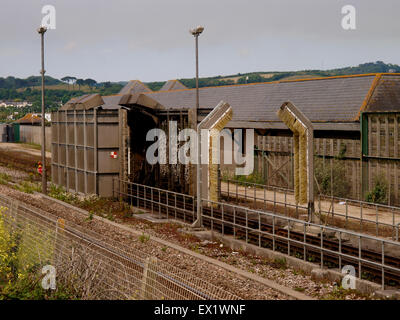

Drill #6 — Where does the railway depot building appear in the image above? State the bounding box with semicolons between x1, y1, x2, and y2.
51;73;400;205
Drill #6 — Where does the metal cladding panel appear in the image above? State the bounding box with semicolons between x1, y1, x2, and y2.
52;144;58;163
60;145;66;165
77;172;85;193
67;124;74;144
98;150;119;173
67;145;75;167
98;175;117;197
52;165;59;185
51;122;58;142
68;169;75;190
77;147;84;170
59;124;66;143
51;109;120;197
50;111;57;123
87;148;94;171
87;124;94;147
59;166;67;187
77;125;84;145
98;124;119;148
87;173;95;194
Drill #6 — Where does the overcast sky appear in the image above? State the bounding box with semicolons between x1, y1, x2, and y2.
1;0;399;82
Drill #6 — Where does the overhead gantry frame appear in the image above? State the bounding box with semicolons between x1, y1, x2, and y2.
277;101;315;221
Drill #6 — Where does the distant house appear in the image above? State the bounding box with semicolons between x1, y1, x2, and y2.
14;113;42;125
34;113;51;122
0;100;32;108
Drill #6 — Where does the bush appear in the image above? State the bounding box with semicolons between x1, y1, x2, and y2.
314;157;350;198
0;173;11;185
0;206;100;300
1;270;76;300
48;184;78;203
221;170;265;185
0;207;20;284
13;181;41;194
365;173;388;205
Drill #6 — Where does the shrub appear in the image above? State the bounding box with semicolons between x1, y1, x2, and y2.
221;170;265;185
0;207;20;284
138;233;150;244
0;173;11;185
365;173;388;205
49;184;78;203
0;206;107;300
314;157;350;198
14;181;41;194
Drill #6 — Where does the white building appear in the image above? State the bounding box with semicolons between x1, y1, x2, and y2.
0;101;33;108
32;113;51;122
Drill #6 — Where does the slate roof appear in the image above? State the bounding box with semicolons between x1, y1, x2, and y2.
119;80;152;95
145;74;394;122
160;80;187;91
60;94;104;110
365;74;400;113
59;74;400;124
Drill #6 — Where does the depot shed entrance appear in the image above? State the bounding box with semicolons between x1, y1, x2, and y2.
51;93;196;197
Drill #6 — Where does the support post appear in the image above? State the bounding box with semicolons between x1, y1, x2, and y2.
38;26;47;194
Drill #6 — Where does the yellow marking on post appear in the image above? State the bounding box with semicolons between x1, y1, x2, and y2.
57;218;65;230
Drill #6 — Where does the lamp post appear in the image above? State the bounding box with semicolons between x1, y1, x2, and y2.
190;26;204;119
38;26;47;194
190;25;204;228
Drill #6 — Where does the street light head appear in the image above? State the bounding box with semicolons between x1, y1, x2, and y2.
190;25;204;36
37;26;47;34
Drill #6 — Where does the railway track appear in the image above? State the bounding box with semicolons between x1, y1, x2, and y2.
124;184;400;288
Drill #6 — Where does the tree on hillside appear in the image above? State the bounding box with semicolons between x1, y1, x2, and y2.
69;76;77;89
61;76;72;89
76;79;85;90
61;76;78;90
84;78;97;91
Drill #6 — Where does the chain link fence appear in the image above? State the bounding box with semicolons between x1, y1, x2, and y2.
0;195;239;300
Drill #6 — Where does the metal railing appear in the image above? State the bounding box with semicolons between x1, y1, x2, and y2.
201;199;400;290
221;179;400;240
0;194;238;300
114;179;400;290
113;179;196;223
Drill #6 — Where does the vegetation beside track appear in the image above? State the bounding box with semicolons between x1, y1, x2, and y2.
0;150;383;300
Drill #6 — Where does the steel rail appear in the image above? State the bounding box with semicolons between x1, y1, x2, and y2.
115;179;400;289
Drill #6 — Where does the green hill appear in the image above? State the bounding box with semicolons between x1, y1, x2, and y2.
1;61;398;115
146;61;400;90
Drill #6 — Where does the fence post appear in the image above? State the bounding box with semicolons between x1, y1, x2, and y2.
54;217;65;265
141;257;158;300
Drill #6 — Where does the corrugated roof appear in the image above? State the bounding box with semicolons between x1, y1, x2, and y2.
145;74;381;122
119;80;152;95
160;80;187;91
